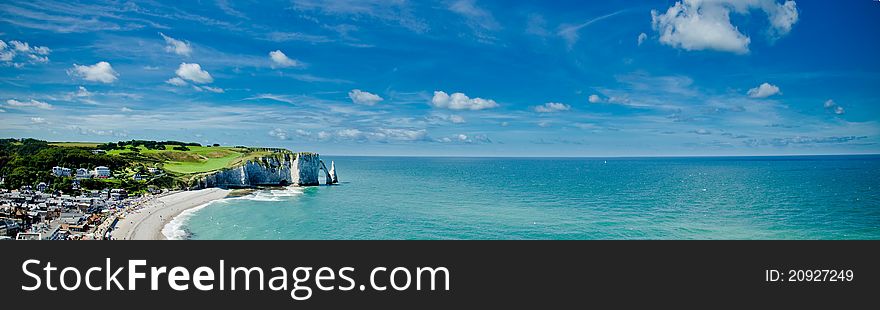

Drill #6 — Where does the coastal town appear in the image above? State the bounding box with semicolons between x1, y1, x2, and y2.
0;138;337;241
0;163;169;240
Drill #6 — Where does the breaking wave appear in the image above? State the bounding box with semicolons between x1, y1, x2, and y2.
161;187;305;239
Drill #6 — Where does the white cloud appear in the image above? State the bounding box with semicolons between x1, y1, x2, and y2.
336;128;364;139
449;0;499;29
6;99;53;110
28;54;48;63
66;86;97;104
301;127;428;142
431;91;499;110
10;40;31;52
823;99;836;108
69;61;118;83
8;40;50;53
175;63;213;84
268;128;289;140
199;86;225;93
76;86;92;97
534;102;571;113
747;82;781;98
348;89;383;105
165;77;188;86
0;51;13;62
768;1;799;38
0;40;52;67
823;99;845;115
159;32;192;56
428;114;467;124
375;128;428;141
558;10;626;47
33;46;51;55
607;96;630;104
588;94;603;103
269;50;299;68
448;115;466;124
436;133;491;144
290;0;428;33
67;126;128;138
637;32;647;46
449;0;500;41
30;117;47;124
651;0;799;54
121;107;133;112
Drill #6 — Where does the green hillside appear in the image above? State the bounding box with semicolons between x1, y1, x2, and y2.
105;145;269;174
1;138;290;193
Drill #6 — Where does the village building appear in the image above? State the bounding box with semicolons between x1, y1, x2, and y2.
94;166;111;178
76;168;92;179
52;166;72;177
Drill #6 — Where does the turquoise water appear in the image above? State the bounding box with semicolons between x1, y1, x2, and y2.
171;156;880;240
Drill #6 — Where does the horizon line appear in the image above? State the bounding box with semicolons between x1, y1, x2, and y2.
322;153;880;159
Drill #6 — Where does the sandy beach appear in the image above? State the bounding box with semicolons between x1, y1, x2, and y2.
112;188;230;240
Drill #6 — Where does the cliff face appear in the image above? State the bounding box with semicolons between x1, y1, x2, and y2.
197;152;323;188
292;153;320;186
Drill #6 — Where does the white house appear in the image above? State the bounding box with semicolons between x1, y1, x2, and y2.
75;168;91;180
52;166;71;177
94;166;111;178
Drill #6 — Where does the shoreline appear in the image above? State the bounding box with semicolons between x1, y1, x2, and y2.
111;188;231;240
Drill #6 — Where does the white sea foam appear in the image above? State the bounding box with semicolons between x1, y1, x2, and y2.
162;202;213;240
162;187;305;239
229;186;305;202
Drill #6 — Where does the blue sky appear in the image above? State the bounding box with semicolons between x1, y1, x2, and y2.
0;0;878;156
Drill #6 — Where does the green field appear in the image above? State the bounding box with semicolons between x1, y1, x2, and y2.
106;145;273;174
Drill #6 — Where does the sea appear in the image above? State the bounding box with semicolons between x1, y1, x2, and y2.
165;155;880;240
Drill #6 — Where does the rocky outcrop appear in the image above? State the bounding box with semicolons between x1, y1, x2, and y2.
329;161;338;184
197;152;329;188
318;160;338;185
293;153;320;186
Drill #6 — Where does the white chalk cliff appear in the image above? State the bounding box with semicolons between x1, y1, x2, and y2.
198;152;327;188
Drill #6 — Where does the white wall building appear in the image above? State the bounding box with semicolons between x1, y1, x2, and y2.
75;168;91;180
52;166;71;177
94;166;111;178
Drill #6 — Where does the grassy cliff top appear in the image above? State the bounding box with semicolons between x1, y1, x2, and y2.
106;146;291;174
49;141;293;175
